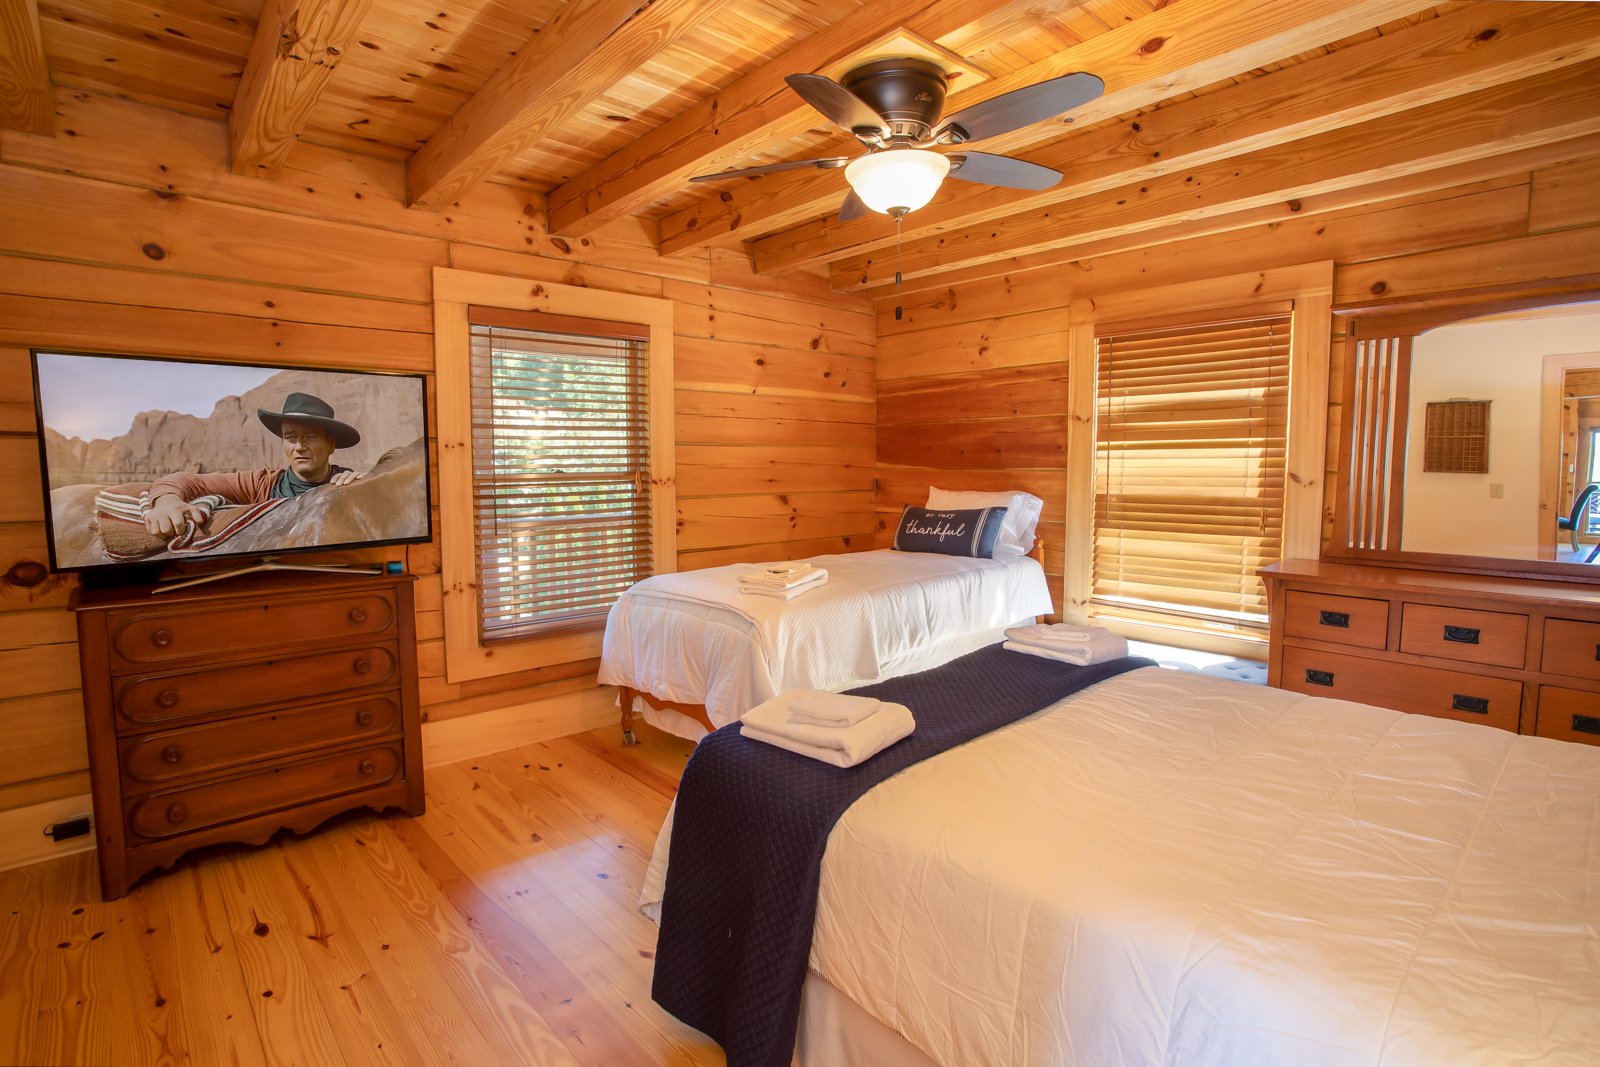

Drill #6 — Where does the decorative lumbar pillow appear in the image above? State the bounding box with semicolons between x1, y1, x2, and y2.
892;505;1009;558
924;487;1043;558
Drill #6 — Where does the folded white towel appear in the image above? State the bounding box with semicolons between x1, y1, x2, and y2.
1003;633;1129;666
787;690;882;728
739;566;828;591
738;569;828;600
1004;622;1116;647
742;696;915;767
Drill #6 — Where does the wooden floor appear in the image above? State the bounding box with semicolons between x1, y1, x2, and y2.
0;723;724;1066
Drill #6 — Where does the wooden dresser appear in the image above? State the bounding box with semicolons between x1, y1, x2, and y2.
1260;560;1600;746
71;571;424;900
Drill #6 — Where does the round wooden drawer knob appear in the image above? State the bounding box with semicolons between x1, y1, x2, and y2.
348;607;368;624
355;709;375;727
161;745;183;765
358;759;376;776
166;802;187;824
156;689;180;708
352;658;372;675
150;628;173;648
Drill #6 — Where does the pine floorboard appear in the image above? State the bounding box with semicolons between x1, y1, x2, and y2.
0;722;722;1066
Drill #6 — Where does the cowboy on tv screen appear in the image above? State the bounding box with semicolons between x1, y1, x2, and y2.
32;351;432;574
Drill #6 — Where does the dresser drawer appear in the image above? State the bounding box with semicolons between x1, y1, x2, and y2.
108;591;396;668
1399;603;1526;668
125;743;403;841
1540;619;1600;681
1281;647;1522;731
116;645;399;729
1284;591;1389;649
1535;687;1600;747
120;695;402;784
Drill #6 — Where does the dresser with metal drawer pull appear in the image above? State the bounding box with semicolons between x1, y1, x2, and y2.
1261;560;1600;744
71;571;423;900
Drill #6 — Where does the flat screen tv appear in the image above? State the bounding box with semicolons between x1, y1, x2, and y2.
31;350;432;578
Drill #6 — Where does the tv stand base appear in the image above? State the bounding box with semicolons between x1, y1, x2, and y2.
154;557;388;593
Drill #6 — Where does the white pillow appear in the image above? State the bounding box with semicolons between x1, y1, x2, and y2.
924;487;1043;558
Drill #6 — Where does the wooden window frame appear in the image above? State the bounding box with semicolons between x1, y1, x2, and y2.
1065;262;1333;659
433;268;675;684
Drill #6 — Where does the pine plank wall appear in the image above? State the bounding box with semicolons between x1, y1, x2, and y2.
872;151;1600;614
2;84;1598;838
0;88;876;824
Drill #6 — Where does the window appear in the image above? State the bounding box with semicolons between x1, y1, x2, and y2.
433;268;674;685
469;308;654;639
1093;312;1291;634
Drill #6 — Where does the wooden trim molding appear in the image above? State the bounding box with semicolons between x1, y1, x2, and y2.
432;268;676;684
0;0;52;136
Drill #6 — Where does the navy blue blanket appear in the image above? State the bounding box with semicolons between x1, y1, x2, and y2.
651;644;1154;1067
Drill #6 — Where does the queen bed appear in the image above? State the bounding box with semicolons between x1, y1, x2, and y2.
641;659;1600;1066
599;489;1052;742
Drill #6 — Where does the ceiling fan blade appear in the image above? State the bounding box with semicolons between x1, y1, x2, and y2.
946;152;1062;191
936;72;1105;144
838;190;868;222
785;73;891;139
688;157;849;182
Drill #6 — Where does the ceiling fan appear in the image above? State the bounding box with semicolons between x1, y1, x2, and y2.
689;58;1104;220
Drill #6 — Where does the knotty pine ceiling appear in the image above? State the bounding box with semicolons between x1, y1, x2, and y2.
15;0;1600;291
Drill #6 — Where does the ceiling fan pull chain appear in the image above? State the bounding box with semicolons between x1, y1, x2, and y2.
894;214;904;321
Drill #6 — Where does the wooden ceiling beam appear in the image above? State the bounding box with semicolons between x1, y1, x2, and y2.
229;0;376;178
405;0;730;211
657;0;1441;257
0;0;52;136
756;1;1600;274
541;0;1003;240
866;134;1600;301
829;59;1600;289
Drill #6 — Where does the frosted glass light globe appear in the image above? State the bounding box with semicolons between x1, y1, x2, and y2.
844;150;951;215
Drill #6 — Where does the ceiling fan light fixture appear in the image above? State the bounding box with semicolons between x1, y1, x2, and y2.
844;149;950;215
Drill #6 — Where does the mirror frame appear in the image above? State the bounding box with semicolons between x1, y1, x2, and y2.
1327;280;1600;583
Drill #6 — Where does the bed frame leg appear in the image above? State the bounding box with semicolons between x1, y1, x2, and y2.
619;687;640;746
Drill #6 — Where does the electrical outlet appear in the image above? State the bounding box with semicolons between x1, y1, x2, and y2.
44;815;93;841
1489;483;1505;499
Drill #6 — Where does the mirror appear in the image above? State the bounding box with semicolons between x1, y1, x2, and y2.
1332;288;1600;579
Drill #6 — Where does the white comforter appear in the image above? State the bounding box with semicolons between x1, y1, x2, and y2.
644;668;1600;1066
597;550;1052;729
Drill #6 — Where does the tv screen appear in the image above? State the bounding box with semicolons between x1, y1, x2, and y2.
32;351;432;574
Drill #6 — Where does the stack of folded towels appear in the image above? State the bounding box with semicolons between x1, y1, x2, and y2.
1003;622;1129;665
738;560;828;600
741;690;915;767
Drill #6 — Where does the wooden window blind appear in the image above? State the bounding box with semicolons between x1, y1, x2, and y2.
469;309;653;640
1422;399;1490;473
1094;313;1291;632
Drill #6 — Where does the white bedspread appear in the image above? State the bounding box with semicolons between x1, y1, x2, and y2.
597;550;1052;730
644;668;1600;1066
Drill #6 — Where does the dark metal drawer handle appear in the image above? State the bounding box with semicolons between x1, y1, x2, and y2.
1319;611;1349;628
156;689;180;708
150;628;173;648
1305;669;1334;687
1443;625;1480;645
1451;694;1490;714
1572;714;1600;736
349;606;368;624
161;745;183;765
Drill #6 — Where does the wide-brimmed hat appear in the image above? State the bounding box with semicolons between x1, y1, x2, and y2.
257;392;361;449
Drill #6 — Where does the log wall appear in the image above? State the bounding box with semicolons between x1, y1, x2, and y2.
873;153;1600;619
0;88;876;817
